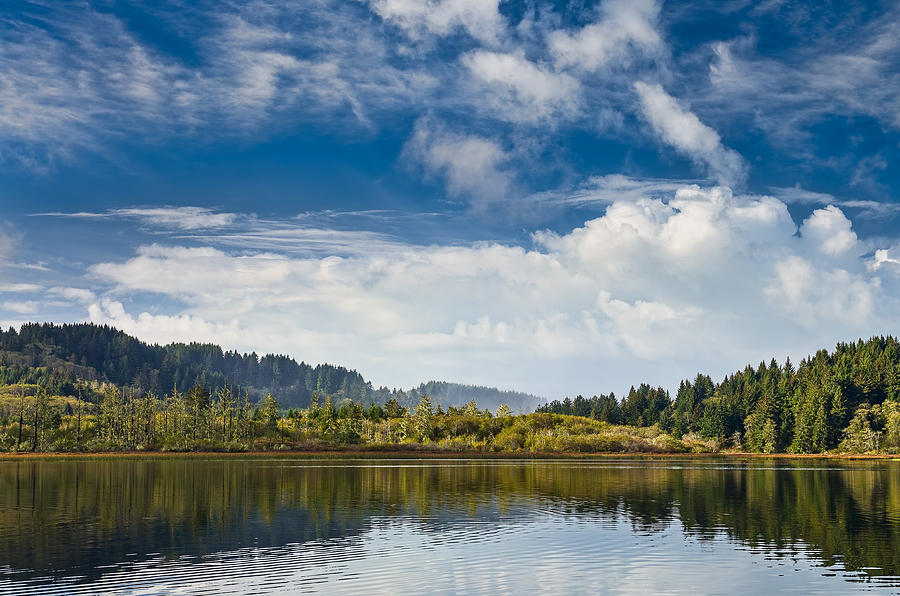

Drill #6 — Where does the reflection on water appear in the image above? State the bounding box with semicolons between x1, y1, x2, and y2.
2;457;900;594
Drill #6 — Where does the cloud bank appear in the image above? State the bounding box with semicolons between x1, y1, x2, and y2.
79;186;899;396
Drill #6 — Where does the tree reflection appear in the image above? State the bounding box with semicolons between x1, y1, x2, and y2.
1;458;899;583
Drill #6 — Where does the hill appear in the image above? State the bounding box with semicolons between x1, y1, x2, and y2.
0;323;542;410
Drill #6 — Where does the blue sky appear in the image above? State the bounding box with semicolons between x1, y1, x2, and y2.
2;0;900;397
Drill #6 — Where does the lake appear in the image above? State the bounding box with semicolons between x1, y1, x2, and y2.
1;456;899;594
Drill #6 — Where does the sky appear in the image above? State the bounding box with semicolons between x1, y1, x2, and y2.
2;0;900;399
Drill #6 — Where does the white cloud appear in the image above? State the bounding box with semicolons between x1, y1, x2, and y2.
0;283;43;293
1;301;38;315
84;186;900;397
597;290;702;360
707;22;900;154
0;8;190;164
549;0;662;70
35;207;236;230
48;287;97;304
771;185;900;219
531;174;695;207
799;205;859;257
184;226;407;257
873;244;900;273
0;2;439;167
463;51;580;122
404;118;514;203
113;207;236;230
765;257;877;327
369;0;504;43
634;82;747;187
88;299;243;348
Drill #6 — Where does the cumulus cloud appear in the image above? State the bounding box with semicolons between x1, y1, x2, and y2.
404;118;514;203
634;82;747;187
88;299;243;348
549;0;662;70
873;244;900;273
84;186;900;397
765;257;878;328
799;205;859;257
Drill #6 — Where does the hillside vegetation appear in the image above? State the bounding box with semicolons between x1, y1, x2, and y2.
0;383;713;453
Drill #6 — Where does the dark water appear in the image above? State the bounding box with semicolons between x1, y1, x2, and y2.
2;457;900;594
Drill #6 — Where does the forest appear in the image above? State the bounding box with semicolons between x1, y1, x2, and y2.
1;323;900;454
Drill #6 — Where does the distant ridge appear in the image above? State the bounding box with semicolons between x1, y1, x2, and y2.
406;380;543;414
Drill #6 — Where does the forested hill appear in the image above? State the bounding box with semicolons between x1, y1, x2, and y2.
0;322;543;409
0;323;372;407
538;336;900;453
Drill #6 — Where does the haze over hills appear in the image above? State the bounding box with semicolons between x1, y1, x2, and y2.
0;323;544;412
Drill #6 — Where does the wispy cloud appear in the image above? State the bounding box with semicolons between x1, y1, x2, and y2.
34;206;237;230
704;11;900;154
634;82;747;187
35;205;442;257
529;175;698;207
48;287;97;305
772;185;900;219
1;300;38;315
182;226;408;258
0;283;43;293
0;1;438;168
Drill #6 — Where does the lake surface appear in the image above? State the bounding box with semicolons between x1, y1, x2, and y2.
2;457;900;594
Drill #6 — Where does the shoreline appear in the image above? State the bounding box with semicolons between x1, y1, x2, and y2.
1;449;899;461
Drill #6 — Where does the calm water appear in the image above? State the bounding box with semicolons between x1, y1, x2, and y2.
2;457;900;595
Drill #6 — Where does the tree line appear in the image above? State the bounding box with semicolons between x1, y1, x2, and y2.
537;336;900;453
